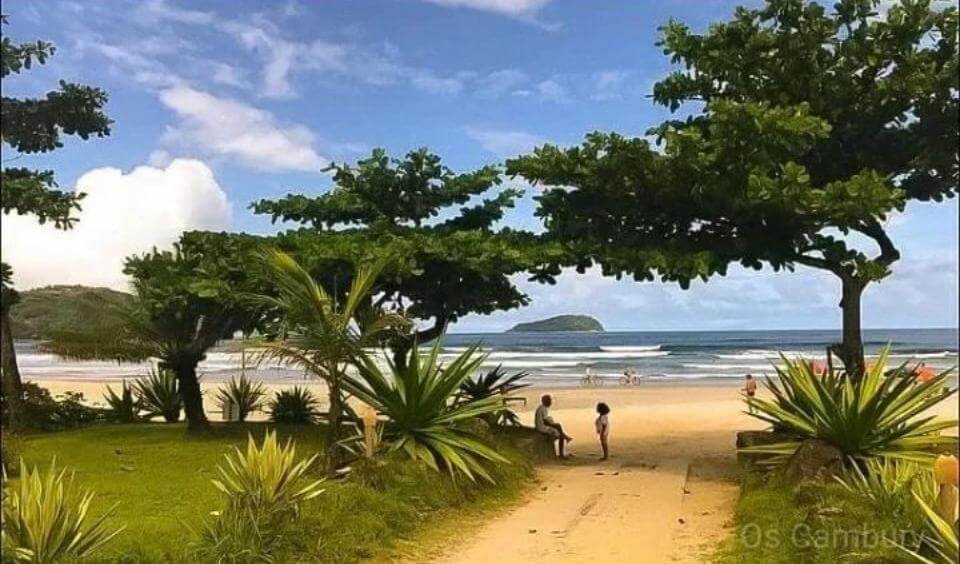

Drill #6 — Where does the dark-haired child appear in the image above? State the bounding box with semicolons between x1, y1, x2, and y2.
595;402;610;461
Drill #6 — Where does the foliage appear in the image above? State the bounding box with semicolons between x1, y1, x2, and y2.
195;432;325;563
743;351;958;463
1;429;23;477
834;458;936;525
251;148;560;360
458;364;530;426
132;369;181;423
1;382;102;431
216;374;267;422
900;494;959;564
8;285;133;340
1;459;124;562
102;380;141;424
507;0;959;375
345;342;510;482
267;387;320;425
253;249;405;473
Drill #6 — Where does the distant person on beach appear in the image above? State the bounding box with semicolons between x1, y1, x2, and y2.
743;374;757;413
535;394;573;458
595;402;610;460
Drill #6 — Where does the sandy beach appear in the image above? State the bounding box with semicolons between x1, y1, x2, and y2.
31;378;960;563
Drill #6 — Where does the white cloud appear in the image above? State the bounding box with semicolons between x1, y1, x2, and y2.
536;78;570;102
591;69;631;101
476;69;529;98
1;159;231;290
420;0;553;17
138;0;214;25
158;86;329;172
411;73;465;94
467;127;546;157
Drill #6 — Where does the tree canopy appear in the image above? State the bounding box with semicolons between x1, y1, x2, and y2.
508;0;958;376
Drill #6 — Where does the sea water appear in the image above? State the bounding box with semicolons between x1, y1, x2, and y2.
15;328;958;387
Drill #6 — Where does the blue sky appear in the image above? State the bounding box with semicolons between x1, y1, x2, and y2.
1;0;957;332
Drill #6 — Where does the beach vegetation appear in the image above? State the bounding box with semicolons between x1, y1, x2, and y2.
1;17;112;431
267;386;320;426
345;342;510;482
216;373;267;423
507;0;959;379
458;364;531;426
1;459;124;562
2;382;101;432
102;380;141;424
131;369;181;423
742;351;958;463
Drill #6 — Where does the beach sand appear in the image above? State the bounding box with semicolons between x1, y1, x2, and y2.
33;379;960;563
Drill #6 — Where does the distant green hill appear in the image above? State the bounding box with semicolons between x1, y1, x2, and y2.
507;314;604;333
9;285;134;340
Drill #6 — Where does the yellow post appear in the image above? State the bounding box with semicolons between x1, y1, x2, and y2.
361;407;378;458
933;454;958;523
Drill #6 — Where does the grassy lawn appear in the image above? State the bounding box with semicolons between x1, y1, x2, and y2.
18;422;533;563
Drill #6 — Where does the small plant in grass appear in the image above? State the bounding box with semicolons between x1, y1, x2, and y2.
216;374;267;422
1;459;124;562
102;380;141;423
132;368;181;423
267;386;320;425
458;365;530;426
834;458;936;526
743;349;958;464
195;431;325;562
345;341;510;482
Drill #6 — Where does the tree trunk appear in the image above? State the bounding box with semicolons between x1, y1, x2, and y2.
174;363;209;432
831;276;866;381
0;308;24;431
325;376;343;476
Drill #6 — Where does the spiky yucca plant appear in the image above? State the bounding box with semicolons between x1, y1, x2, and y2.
1;459;124;562
132;368;181;423
835;458;937;523
458;365;530;426
743;349;958;463
345;342;510;482
267;386;320;425
102;380;141;423
899;494;959;564
216;373;267;422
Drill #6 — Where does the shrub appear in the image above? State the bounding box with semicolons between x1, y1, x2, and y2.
743;350;958;464
195;432;325;562
102;380;142;423
834;458;935;527
268;386;319;425
132;368;181;423
458;364;530;426
216;374;267;422
0;430;23;477
345;342;509;482
0;382;103;431
1;459;124;562
901;494;959;564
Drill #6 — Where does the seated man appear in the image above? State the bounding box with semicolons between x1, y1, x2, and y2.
534;394;573;458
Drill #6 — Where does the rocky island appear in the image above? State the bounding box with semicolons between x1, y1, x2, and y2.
506;314;604;333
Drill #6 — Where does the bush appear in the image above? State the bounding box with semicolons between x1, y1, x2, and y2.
216;374;267;422
834;458;936;527
1;459;124;562
0;429;23;477
132;368;181;423
103;380;142;423
0;382;103;431
268;386;319;425
743;350;958;464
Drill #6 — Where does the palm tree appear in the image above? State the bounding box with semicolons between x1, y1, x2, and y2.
253;249;405;475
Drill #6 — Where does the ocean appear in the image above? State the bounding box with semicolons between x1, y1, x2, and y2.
15;328;958;387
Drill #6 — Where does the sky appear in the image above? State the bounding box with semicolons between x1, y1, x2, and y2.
1;0;957;333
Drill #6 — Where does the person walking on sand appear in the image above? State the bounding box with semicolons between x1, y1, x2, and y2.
595;402;610;460
743;374;757;413
535;394;573;458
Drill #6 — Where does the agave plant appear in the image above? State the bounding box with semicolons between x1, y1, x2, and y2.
216;374;267;422
458;365;530;426
344;341;510;482
835;458;937;523
267;386;320;425
898;494;959;564
132;368;182;423
1;459;124;562
743;349;958;463
102;380;141;423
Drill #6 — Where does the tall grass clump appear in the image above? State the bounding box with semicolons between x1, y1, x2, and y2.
132;368;181;423
1;459;124;562
216;374;267;422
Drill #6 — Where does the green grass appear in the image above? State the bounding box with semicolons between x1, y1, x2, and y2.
717;469;925;564
16;422;533;563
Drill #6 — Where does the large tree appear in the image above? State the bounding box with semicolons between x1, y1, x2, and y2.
508;0;957;378
253;148;557;365
1;17;111;429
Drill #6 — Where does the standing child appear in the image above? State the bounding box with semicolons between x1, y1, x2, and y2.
743;374;757;413
595;402;611;461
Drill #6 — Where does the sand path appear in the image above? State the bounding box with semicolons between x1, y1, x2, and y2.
428;385;762;564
